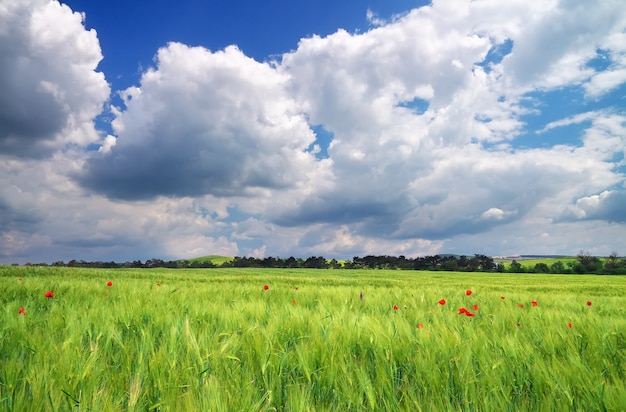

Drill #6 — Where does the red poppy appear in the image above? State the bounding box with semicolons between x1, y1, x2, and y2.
417;323;423;329
473;304;479;311
501;296;505;300
44;291;54;298
393;305;399;310
18;277;22;281
531;301;538;307
516;322;521;327
156;283;161;287
295;287;299;290
458;307;467;314
438;299;446;305
586;301;592;306
292;299;297;305
466;290;472;296
568;323;573;328
107;281;113;287
18;307;26;315
263;285;269;290
465;311;475;317
518;303;524;308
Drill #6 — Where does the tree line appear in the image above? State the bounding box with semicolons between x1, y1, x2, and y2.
17;251;625;274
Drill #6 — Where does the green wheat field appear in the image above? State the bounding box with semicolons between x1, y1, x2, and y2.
1;266;625;411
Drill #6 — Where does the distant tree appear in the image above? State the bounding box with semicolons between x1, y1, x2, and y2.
508;260;524;273
550;261;565;274
533;263;550;273
605;251;620;269
576;250;602;273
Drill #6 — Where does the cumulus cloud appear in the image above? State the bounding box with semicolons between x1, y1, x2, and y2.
0;0;109;158
3;0;626;263
267;0;626;242
77;42;320;200
71;0;625;255
561;190;626;223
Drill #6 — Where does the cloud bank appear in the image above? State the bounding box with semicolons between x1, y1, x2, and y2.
2;0;625;263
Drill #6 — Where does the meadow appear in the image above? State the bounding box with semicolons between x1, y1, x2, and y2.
1;266;624;411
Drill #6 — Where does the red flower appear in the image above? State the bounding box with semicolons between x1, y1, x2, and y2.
44;291;54;298
586;301;592;306
458;307;467;314
516;322;521;327
263;285;269;290
465;311;475;317
107;281;113;287
18;277;22;281
501;296;505;300
417;323;423;329
473;304;479;311
18;307;26;315
531;301;538;307
295;287;299;290
568;323;573;328
438;299;446;305
292;299;297;305
466;290;472;296
518;303;524;308
156;283;161;287
393;305;399;311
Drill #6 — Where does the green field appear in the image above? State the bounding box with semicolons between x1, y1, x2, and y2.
1;266;625;411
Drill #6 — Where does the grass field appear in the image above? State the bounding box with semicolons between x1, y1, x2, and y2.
1;266;625;411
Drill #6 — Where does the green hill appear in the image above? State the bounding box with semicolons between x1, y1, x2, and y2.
186;255;234;265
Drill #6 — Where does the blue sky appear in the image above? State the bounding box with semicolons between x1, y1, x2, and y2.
1;0;625;264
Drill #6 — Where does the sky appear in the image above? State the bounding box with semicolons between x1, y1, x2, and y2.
1;0;625;264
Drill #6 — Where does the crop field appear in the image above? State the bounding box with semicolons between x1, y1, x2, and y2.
1;266;625;411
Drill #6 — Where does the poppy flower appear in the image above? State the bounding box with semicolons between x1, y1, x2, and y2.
465;311;475;317
518;303;524;308
156;283;161;287
501;296;505;300
393;305;399;311
458;307;467;314
516;322;521;327
417;323;423;329
263;285;269;290
531;301;538;307
466;290;472;296
360;291;363;300
44;291;54;298
568;323;573;328
107;281;113;287
295;287;299;291
18;277;22;281
473;304;479;311
18;307;26;315
292;299;297;305
438;299;446;305
586;301;592;306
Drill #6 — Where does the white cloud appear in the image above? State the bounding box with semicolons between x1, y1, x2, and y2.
78;42;321;200
562;190;626;223
0;0;109;158
3;0;626;263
